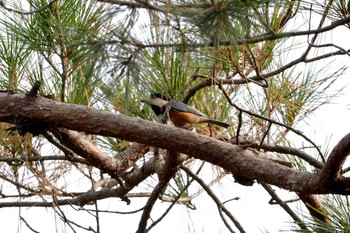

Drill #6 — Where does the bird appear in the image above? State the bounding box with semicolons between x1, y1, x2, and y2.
141;93;230;128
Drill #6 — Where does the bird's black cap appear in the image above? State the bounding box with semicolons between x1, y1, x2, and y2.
150;93;170;100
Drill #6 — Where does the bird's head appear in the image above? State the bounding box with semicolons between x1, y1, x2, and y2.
141;93;170;115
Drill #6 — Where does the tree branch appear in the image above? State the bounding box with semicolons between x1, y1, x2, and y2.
0;154;157;208
0;93;349;194
260;183;308;230
319;133;350;188
181;165;246;233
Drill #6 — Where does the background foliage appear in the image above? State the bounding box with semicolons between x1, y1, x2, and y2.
0;0;350;232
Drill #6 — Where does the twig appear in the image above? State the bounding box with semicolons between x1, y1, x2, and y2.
236;110;242;144
215;81;325;162
136;180;169;233
19;216;40;233
26;80;41;97
260;183;308;230
183;79;212;103
75;205;144;215
136;151;180;233
259;121;272;148
0;155;91;165
1;0;57;15
147;164;203;231
53;197;78;233
101;15;350;50
234;140;323;169
181;165;246;233
53;197;97;233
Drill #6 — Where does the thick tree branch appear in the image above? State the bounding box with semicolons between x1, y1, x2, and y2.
0;93;349;194
319;133;350;188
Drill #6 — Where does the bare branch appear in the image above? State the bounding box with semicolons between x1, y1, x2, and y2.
216;82;326;163
234;139;323;169
181;165;246;233
1;0;57;15
137;151;183;233
260;183;308;230
19;216;40;233
0;155;90;164
0;155;157;208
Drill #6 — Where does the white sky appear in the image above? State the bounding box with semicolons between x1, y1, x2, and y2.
1;3;350;233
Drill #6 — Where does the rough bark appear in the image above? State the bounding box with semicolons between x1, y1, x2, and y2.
1;93;350;194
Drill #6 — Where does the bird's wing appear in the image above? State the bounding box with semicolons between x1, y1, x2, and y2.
171;101;208;117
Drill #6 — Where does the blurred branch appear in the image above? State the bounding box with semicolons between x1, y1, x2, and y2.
0;0;57;15
102;15;350;49
147;166;199;231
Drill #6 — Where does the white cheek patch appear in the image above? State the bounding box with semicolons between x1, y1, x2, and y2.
151;98;168;107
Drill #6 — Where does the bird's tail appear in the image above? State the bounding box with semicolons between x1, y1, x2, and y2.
201;118;230;128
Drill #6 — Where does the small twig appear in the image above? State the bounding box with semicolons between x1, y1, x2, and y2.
147;165;202;231
181;165;246;233
260;183;308;230
26;80;41;97
41;130;75;160
19;216;40;233
136;151;181;233
1;0;57;15
0;155;91;165
236;110;243;145
53;197;78;233
241;43;268;88
183;79;212;103
54;197;97;233
75;205;144;215
259;121;272;148
234;139;323;169
216;81;325;162
308;42;350;57
136;177;170;233
88;170;101;233
222;197;240;205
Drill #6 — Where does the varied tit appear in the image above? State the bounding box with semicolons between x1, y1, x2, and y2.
141;93;230;128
